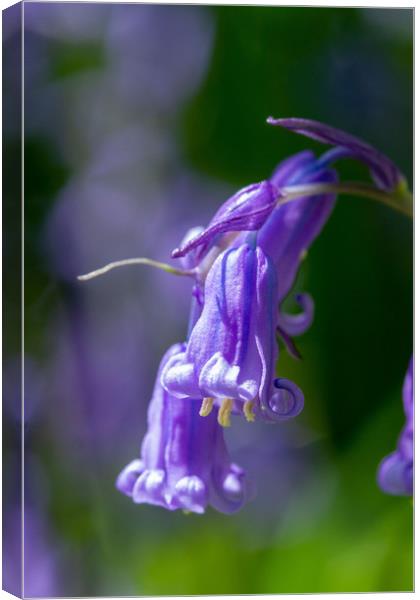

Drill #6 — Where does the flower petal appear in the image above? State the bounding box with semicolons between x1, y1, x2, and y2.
171;181;277;262
177;226;205;270
403;356;413;418
271;150;318;188
198;352;257;402
267;117;402;191
377;356;413;497
170;476;208;514
259;377;305;423
278;293;314;337
115;459;144;496
259;165;337;299
160;350;200;399
377;452;412;496
165;244;280;418
132;469;168;506
118;348;250;515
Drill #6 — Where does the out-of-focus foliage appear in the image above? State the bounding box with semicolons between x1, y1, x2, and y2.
4;5;412;596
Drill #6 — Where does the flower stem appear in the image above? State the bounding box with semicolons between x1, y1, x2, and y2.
278;181;413;218
77;257;194;282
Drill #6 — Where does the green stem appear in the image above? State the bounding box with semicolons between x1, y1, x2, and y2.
278;181;413;218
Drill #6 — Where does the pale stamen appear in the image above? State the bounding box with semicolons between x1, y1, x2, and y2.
199;397;214;417
217;398;233;427
243;400;255;423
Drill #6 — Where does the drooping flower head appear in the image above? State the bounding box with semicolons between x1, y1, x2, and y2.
116;343;248;514
377;357;413;496
163;238;305;425
92;116;410;515
167;118;406;385
164;135;345;422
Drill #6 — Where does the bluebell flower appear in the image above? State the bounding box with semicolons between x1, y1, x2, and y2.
163;142;344;423
117;343;248;514
378;357;413;496
168;118;406;381
162;240;305;425
85;116;410;515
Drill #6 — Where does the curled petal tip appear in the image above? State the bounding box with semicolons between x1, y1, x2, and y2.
132;469;166;504
115;459;144;496
172;476;208;514
268;378;305;421
278;293;315;337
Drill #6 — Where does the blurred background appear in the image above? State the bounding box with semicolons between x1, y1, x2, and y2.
3;4;413;596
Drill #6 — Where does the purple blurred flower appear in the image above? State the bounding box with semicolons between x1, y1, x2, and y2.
117;343;247;514
162;240;304;425
378;357;413;496
267;117;403;191
3;506;62;598
4;356;44;425
106;4;214;115
44;178;151;282
48;298;149;462
24;2;110;42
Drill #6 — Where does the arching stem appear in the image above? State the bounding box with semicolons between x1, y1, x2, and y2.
278;181;413;218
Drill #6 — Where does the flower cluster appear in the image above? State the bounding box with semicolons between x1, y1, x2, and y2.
84;117;411;513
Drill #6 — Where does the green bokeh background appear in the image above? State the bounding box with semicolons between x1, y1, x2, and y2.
7;5;414;596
